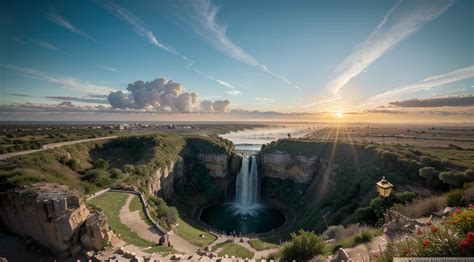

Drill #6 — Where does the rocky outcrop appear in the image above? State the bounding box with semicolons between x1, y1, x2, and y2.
0;183;111;257
197;153;230;178
259;153;319;183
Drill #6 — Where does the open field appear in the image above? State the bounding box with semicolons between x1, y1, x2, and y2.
305;123;474;149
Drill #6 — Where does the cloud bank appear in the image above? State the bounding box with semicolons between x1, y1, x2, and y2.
389;95;474;108
108;78;230;113
326;0;454;95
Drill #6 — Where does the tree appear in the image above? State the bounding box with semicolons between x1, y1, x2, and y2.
83;169;111;187
281;230;325;261
439;169;474;187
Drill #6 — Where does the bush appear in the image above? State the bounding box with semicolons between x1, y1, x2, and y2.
445;188;466;207
123;164;135;174
148;196;178;230
109;168;124;179
419;167;439;183
66;158;80;171
323;225;344;240
400;196;447;218
439;170;474;187
281;230;325;261
93;158;109;170
83;169;111;187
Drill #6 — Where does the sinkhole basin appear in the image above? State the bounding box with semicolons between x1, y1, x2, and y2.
200;202;286;234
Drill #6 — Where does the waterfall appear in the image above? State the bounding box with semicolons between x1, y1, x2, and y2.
233;155;261;215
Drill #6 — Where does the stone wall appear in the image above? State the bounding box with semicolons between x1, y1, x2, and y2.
0;183;111;257
259;153;319;183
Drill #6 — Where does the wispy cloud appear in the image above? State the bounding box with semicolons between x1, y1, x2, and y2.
302;96;341;108
29;38;61;52
326;0;454;95
47;10;96;42
97;66;118;72
45;96;109;104
182;0;299;89
370;65;474;102
0;64;115;95
389;95;474;108
96;0;192;65
208;76;235;89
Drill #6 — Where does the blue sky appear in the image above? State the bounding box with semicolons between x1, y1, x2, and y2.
0;0;473;121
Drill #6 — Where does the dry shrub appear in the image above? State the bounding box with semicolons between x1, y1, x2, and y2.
401;196;447;218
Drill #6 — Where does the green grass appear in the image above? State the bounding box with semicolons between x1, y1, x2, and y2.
174;216;217;247
418;147;474;169
129;195;153;226
213;241;254;259
248;239;279;251
88;192;174;254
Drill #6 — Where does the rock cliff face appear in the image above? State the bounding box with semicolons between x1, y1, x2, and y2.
197;153;230;178
259;153;319;183
144;153;241;200
145;160;184;199
0;183;111;257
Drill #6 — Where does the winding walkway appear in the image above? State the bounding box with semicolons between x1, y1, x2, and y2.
118;193;199;254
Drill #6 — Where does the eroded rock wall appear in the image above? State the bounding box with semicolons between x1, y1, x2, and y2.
259;153;319;183
0;183;111;257
146;160;185;199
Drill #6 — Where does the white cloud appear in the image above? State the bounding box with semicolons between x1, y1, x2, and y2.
0;64;115;95
97;66;118;72
226;90;240;95
369;65;474;102
208;76;235;89
182;0;299;89
326;0;454;95
47;10;96;42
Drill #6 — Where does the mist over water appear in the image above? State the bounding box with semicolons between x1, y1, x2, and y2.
220;126;312;152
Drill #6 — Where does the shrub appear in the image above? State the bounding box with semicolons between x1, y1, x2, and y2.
66;158;80;171
123;164;135;174
381;206;474;259
419;167;439;183
148;196;178;230
281;230;326;261
400;196;447;218
83;169;111;187
109;168;124;179
135;165;151;176
445;188;466;207
323;225;344;240
93;158;109;170
439;170;474;187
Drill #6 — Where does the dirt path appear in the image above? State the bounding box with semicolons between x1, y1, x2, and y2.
119;194;199;254
119;194;163;243
343;235;388;261
0;136;117;160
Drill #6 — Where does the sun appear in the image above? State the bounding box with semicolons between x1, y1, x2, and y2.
335;112;344;119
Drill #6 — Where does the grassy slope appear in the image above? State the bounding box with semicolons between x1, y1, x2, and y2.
88;192;173;254
175;216;217;247
213;241;254;259
260;138;466;239
248;239;279;251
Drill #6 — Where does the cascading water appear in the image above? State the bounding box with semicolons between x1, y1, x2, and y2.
233;155;261;215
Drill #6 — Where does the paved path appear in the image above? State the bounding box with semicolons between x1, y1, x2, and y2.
0;136;117;160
